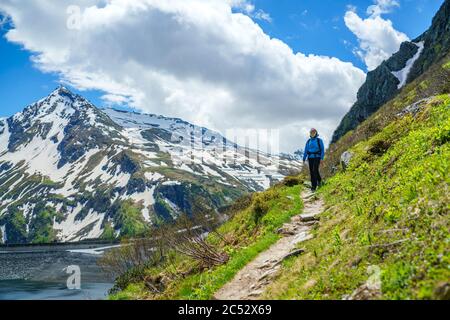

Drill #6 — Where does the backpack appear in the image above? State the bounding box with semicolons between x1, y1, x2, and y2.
306;138;322;157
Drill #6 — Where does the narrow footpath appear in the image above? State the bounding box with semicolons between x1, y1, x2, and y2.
214;190;325;300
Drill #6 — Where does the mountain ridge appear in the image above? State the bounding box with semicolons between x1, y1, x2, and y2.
0;87;300;244
332;0;450;143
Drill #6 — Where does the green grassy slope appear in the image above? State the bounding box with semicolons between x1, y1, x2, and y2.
263;61;450;299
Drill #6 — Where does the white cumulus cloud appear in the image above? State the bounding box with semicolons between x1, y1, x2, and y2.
367;0;400;16
0;0;366;152
345;0;409;71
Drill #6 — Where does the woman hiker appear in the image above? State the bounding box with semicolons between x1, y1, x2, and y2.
303;128;325;192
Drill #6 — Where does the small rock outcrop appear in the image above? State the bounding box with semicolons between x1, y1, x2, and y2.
340;151;353;171
344;266;382;300
396;97;434;118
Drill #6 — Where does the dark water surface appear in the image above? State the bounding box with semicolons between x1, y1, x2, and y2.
0;280;112;300
0;244;116;300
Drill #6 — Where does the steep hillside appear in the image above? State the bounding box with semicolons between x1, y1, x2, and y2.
332;0;450;143
326;52;450;177
0;87;300;244
262;67;450;298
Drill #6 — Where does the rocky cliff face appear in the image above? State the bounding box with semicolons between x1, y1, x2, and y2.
332;0;450;143
0;87;301;244
408;0;450;81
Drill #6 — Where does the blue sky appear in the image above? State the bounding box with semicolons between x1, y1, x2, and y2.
252;0;442;66
0;0;444;151
0;19;103;117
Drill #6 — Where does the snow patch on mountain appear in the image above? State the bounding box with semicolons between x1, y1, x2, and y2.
128;187;156;222
0;119;10;154
2;135;70;181
144;171;164;181
392;41;425;89
53;204;105;242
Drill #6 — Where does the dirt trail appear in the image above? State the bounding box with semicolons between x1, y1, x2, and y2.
214;190;324;300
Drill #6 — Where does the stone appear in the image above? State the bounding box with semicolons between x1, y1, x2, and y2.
340;151;353;171
299;214;320;222
280;248;305;262
434;282;450;300
396;97;434;118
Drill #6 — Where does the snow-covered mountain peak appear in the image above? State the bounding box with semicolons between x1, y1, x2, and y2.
103;107;229;150
14;86;94;121
0;89;301;244
48;85;91;105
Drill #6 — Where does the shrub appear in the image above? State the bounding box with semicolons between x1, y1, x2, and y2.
369;139;392;156
98;238;159;278
166;214;229;269
282;175;303;187
109;264;148;294
251;193;270;223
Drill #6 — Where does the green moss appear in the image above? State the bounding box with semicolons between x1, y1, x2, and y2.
443;60;450;70
381;261;415;299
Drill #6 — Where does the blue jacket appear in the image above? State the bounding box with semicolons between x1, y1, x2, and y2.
303;137;325;161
